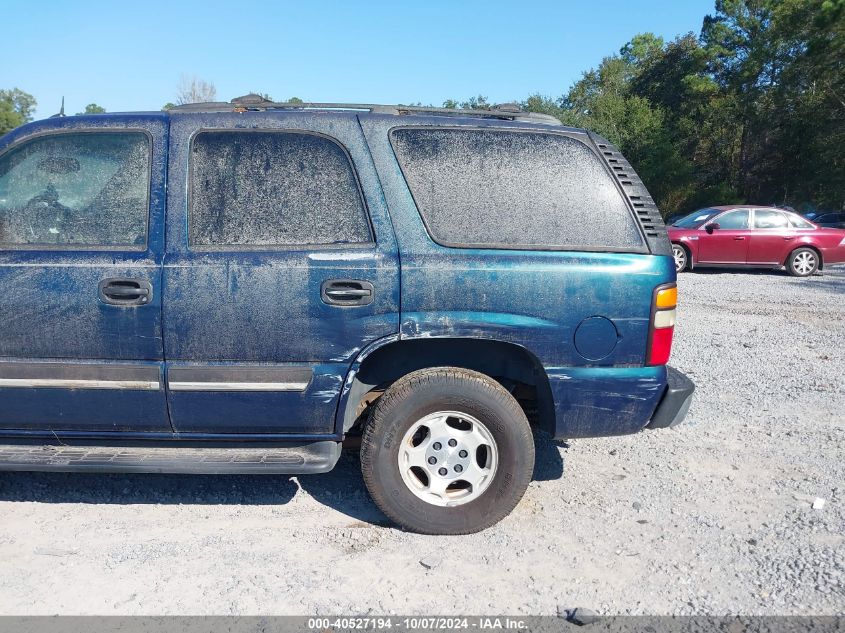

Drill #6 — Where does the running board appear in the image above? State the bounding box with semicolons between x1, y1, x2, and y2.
0;441;341;474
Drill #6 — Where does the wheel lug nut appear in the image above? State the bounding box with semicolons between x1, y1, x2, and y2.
458;450;468;458
448;439;457;447
438;467;447;476
432;442;442;450
428;456;437;465
454;464;463;473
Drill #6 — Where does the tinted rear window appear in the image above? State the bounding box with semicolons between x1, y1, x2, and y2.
390;128;644;251
189;130;372;248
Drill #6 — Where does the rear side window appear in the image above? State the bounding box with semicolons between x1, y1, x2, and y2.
753;209;788;229
0;131;150;248
389;127;644;251
189;130;372;248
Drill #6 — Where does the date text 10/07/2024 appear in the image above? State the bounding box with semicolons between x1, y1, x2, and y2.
307;617;529;631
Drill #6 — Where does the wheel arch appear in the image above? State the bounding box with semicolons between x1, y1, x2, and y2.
336;337;555;437
672;241;693;270
787;244;823;270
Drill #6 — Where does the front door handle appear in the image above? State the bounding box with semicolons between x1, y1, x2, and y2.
734;236;745;240
321;279;374;306
98;278;152;306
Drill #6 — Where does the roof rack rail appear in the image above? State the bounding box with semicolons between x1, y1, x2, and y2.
169;94;562;125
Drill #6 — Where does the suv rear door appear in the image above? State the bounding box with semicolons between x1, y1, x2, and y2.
162;111;399;435
0;116;169;432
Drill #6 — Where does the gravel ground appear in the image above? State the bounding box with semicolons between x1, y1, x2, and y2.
0;267;843;616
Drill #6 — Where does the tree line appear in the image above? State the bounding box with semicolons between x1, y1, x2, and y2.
2;0;842;216
474;0;842;215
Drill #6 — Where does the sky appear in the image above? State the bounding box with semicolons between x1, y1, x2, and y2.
2;0;716;120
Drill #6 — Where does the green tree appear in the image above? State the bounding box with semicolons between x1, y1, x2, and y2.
540;1;844;215
700;0;845;209
522;94;565;119
77;103;106;115
552;42;697;213
459;95;491;110
0;88;37;135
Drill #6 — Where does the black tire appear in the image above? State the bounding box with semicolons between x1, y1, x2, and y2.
360;367;534;535
672;243;689;273
787;247;819;277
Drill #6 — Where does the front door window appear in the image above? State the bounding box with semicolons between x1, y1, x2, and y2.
0;132;150;248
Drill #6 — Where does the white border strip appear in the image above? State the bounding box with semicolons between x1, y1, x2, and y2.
0;379;160;391
168;381;309;392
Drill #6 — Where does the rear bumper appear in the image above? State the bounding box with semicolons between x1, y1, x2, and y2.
547;365;695;439
547;365;667;439
645;366;695;429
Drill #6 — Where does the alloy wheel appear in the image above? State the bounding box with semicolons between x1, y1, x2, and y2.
397;411;499;507
672;244;687;272
792;251;816;276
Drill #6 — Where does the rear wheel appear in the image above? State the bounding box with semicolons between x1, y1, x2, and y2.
787;247;819;277
672;244;688;273
360;367;534;535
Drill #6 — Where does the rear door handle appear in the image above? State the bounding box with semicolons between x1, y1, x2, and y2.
321;279;374;306
98;278;152;306
734;236;745;240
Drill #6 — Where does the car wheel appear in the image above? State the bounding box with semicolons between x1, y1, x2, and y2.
787;247;819;277
360;367;535;535
672;244;688;273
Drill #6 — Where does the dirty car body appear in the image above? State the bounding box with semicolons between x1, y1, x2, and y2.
0;99;694;533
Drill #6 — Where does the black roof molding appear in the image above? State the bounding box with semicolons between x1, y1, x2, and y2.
170;94;562;125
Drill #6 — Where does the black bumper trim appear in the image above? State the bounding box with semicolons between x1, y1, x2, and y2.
646;366;695;429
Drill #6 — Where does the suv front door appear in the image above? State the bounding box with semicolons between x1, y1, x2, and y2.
0;117;169;433
697;209;751;264
162;112;399;435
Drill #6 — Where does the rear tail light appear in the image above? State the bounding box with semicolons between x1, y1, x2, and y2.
647;284;677;366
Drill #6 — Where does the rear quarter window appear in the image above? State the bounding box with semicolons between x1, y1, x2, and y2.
389;127;644;251
789;214;815;229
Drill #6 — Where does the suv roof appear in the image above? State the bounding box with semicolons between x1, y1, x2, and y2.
166;93;563;126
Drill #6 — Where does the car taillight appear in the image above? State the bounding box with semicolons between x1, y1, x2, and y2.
647;284;677;366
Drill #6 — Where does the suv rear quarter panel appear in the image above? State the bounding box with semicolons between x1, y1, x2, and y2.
360;114;674;438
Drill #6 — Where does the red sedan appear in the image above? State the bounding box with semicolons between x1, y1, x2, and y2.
667;205;845;277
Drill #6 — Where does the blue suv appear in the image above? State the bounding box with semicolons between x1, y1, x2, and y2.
0;95;694;534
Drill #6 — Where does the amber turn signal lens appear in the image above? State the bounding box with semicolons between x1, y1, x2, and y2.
655;286;677;309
